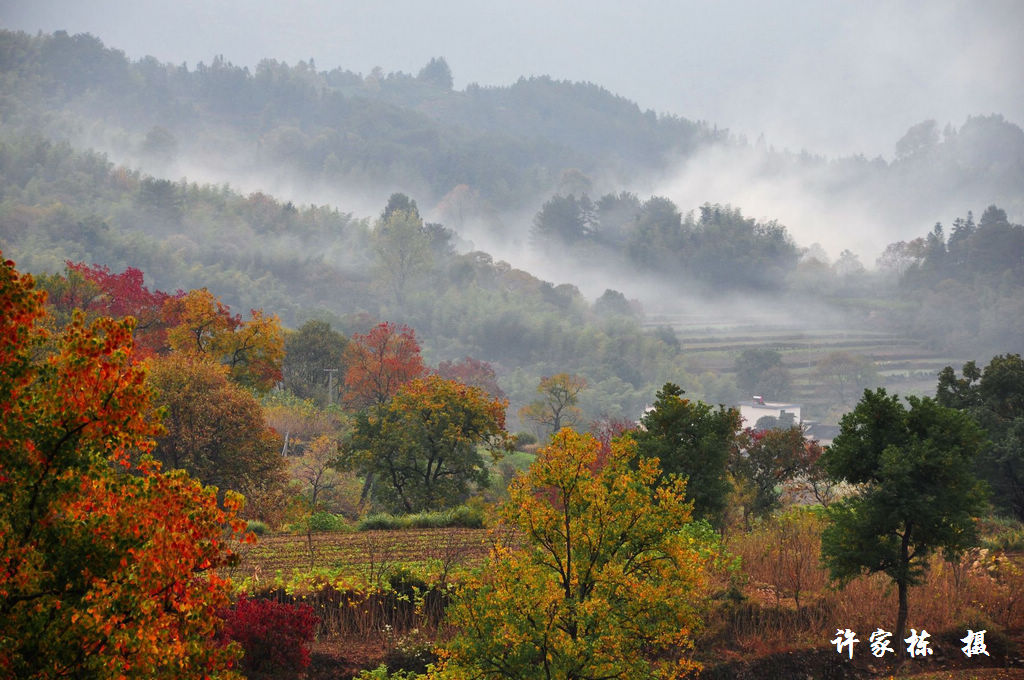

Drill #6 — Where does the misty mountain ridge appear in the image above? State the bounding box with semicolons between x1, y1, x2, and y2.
1;28;1022;263
2;29;1024;425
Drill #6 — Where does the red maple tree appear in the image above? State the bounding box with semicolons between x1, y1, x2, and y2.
64;261;178;358
342;322;425;409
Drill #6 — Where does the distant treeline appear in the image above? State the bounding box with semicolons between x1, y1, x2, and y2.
0;30;719;210
3;29;1022;225
879;206;1024;358
531;192;799;289
0;134;713;425
3;29;1024;415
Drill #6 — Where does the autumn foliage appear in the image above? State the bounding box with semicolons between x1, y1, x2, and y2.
435;355;506;402
517;372;587;439
219;596;317;677
65;261;177;357
438;428;710;679
342;322;425;409
146;354;285;506
0;254;247;678
163;288;284;392
39;261;178;358
36;262;285;391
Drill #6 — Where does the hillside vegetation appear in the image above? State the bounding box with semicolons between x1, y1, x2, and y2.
3;28;1024;680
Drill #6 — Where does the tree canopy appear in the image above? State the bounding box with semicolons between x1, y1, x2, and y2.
438;428;710;679
283;319;348;403
147;354;286;508
735;348;791;400
518;373;587;440
730;426;815;523
937;353;1024;520
344;375;509;512
634;383;740;526
342;322;426;411
821;388;987;646
0;253;246;678
163;288;285;392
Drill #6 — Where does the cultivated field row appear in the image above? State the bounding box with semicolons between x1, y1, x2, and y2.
229;528;497;584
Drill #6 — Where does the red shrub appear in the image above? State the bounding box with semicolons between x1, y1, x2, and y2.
221;595;318;676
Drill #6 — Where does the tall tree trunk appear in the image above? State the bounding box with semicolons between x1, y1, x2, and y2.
895;526;911;654
896;578;908;655
358;472;375;508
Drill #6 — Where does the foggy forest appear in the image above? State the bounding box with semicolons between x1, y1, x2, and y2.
1;3;1023;679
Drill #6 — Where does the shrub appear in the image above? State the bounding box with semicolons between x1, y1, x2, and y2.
388;566;429;597
358;512;404;531
356;506;484;532
308;510;349;532
735;508;827;609
980;516;1024;552
220;595;318;677
446;504;484;528
247;519;270;536
356;665;424;679
404;512;447;529
512;431;537;449
384;633;437;674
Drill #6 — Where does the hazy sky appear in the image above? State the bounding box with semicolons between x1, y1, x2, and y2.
2;0;1022;157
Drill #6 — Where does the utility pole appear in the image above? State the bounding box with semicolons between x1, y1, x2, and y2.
324;368;338;407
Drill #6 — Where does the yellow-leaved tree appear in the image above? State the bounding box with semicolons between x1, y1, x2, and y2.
435;428;712;679
163;288;284;393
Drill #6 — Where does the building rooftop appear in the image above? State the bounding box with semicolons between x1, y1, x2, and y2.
738;398;802;410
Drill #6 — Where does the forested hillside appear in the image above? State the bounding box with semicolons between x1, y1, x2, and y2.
0;30;720;211
2;28;1022;232
0;135;705;426
4;24;1024;680
2;28;1024;422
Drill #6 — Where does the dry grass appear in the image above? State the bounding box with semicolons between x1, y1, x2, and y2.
717;510;1024;657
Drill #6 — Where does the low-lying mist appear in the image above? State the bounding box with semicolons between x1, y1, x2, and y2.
66;108;1022;346
75;124;407;221
646;124;1024;263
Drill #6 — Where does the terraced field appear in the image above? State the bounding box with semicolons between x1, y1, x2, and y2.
230;527;497;583
647;312;963;421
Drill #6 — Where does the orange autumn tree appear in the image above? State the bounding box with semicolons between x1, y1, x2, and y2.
163;288;284;392
35;265;283;392
437;429;712;679
146;354;286;520
0;254;247;679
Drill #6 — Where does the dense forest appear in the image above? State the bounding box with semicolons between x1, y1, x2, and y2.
0;30;720;211
1;29;1022;225
2;126;1022;426
0;135;706;426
